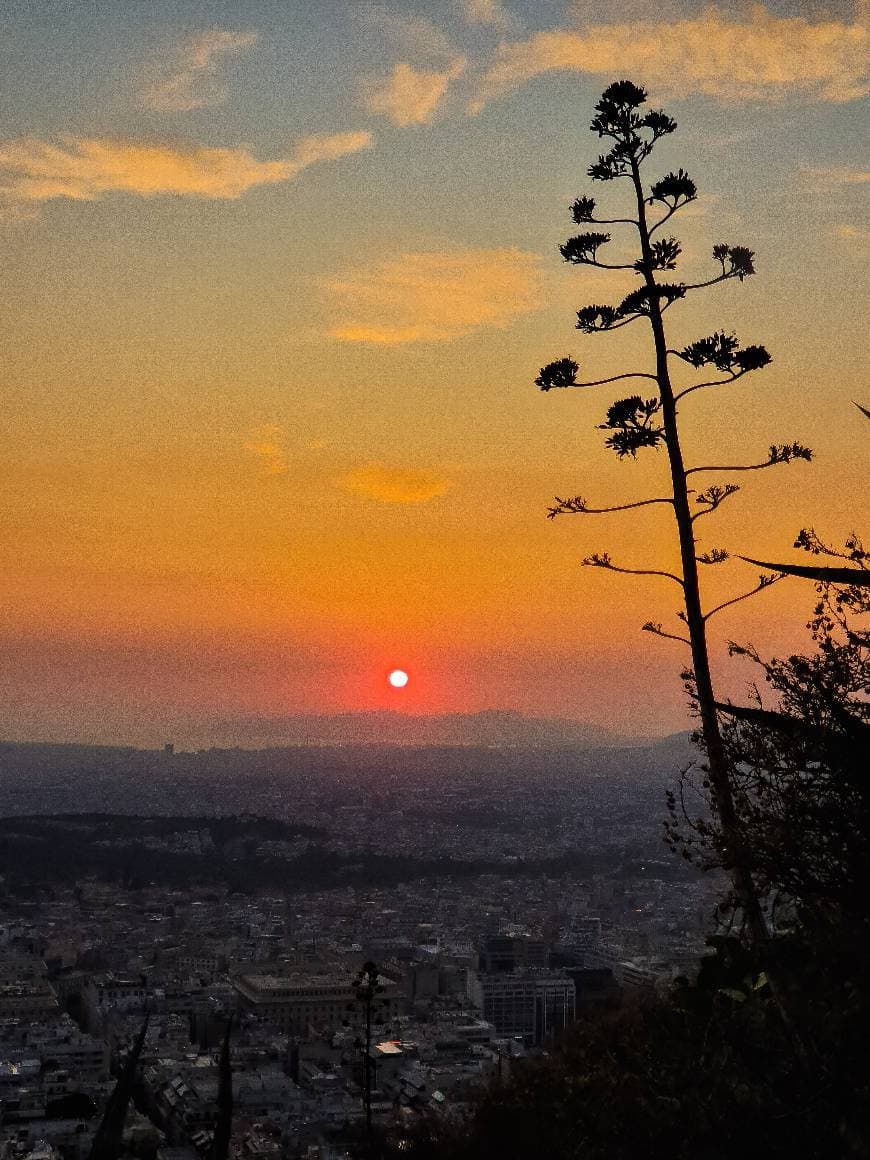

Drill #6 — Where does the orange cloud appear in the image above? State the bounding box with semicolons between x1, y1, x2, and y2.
243;426;288;475
324;247;543;344
364;58;466;126
0;131;373;203
141;27;257;112
471;6;869;110
338;463;452;503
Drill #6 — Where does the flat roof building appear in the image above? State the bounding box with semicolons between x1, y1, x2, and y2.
233;973;402;1035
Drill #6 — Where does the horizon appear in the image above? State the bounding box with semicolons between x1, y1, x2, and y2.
0;704;685;752
2;1;867;743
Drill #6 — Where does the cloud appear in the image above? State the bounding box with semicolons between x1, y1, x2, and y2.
471;6;869;111
459;0;516;32
363;58;466;126
338;462;452;503
0;131;373;204
833;223;870;254
243;426;288;475
802;166;870;185
359;5;457;64
323;247;543;344
141;27;257;112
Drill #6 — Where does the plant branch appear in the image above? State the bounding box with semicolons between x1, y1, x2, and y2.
739;556;870;586
586;313;646;332
675;369;749;402
548;495;673;518
681;272;731;293
690;483;741;522
687;461;776;476
687;444;813;477
642;621;691;645
704;574;784;621
583;552;684;586
582;259;637;271
648;199;697;235
573;372;659;388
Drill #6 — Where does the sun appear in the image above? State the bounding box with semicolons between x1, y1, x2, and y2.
388;669;409;689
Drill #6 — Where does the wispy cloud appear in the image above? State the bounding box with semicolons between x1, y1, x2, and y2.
338;462;452;503
359;5;457;64
243;425;288;475
363;58;466;126
459;0;516;33
141;27;258;112
833;223;870;254
802;165;870;185
324;247;543;344
471;6;869;111
0;131;373;204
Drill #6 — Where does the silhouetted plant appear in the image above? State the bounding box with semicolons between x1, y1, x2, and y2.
211;1016;233;1160
353;961;383;1137
741;526;870;587
537;80;814;948
88;1015;149;1160
667;534;868;941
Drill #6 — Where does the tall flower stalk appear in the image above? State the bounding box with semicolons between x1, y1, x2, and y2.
538;81;813;944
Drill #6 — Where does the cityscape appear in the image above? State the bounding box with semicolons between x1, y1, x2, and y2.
2;0;867;1157
0;735;713;1157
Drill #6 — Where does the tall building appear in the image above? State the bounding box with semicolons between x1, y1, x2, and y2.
466;971;574;1045
478;935;549;974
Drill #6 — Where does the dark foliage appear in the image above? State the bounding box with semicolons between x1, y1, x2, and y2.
560;232;611;264
211;1018;233;1160
576;303;620;332
712;243;755;280
648;168;696;207
598;396;665;458
88;1016;149;1160
570;196;596;223
635;236;681;272
666;536;869;930
677;332;771;375
395;940;870;1159
536;357;579;390
766;442;813;465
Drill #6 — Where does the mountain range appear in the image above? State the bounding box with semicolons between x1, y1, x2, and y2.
209;708;664;749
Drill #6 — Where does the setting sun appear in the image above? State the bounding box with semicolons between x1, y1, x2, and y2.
388;669;409;689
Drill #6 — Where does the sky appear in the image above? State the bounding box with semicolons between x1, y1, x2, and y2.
1;0;867;745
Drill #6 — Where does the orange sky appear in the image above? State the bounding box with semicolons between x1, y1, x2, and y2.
1;1;867;744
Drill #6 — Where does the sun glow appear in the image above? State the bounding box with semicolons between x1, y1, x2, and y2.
388;669;409;688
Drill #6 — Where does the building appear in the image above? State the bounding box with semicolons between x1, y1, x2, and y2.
233;973;402;1035
466;971;575;1045
478;936;548;974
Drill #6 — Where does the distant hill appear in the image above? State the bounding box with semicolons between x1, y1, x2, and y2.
208;709;654;749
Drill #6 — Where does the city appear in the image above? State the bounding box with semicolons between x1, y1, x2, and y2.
0;736;715;1158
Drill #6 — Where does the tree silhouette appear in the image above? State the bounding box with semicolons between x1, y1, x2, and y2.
211;1016;233;1160
666;537;869;933
88;1014;149;1160
538;81;814;945
353;961;383;1137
